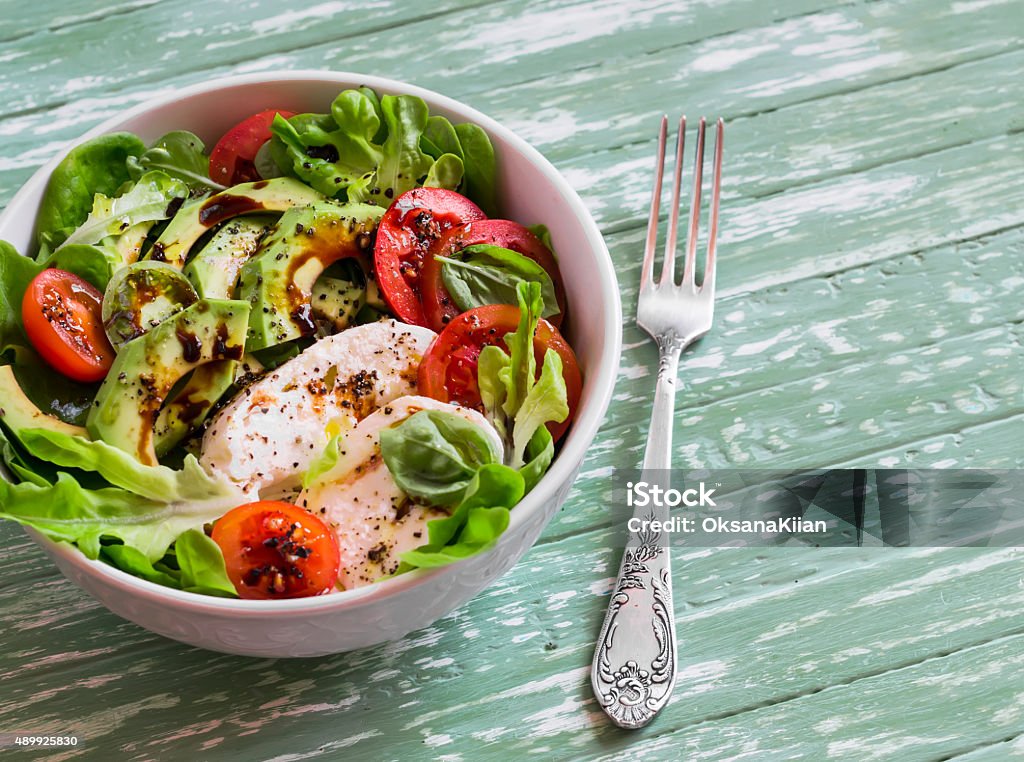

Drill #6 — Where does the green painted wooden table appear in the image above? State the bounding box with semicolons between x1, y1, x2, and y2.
1;1;1022;759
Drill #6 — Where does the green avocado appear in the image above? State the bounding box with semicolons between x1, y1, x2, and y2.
311;275;365;332
183;214;276;298
238;201;382;351
0;366;89;439
145;177;326;268
153;359;237;457
86;299;250;466
102;261;198;350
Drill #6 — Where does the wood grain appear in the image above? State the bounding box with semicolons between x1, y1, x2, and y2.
0;0;1021;759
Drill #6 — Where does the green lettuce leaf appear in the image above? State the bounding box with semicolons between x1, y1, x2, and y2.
101;543;182;587
35;132;146;254
421;115;464;161
0;469;242;562
477;345;511;443
379;409;502;507
454;123;498;216
438;244;558;318
270;106;380;198
501;281;543;419
0;240;41;349
174;529;237;597
511;348;568;468
358;94;435;203
40;243;121;291
397;463;523;569
126;130;225;192
58;171;188;250
14;428;226;503
423;153;464;190
476;281;569;470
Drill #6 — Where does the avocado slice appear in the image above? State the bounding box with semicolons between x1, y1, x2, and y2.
87;299;249;466
183;214;276;298
153;359;237;457
311;275;365;332
102;261;199;350
145;178;326;268
0;366;88;439
238;202;382;351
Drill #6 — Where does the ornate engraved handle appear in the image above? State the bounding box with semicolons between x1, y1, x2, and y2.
591;333;682;729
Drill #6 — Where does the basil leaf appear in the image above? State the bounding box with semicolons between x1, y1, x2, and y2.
379;409;502;507
438;244;559;318
397;463;523;569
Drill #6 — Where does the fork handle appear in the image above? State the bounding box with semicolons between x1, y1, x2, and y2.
591;334;682;729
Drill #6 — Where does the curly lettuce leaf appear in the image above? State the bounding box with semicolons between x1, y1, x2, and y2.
423;153;464;191
35;132;146;255
477;281;569;469
127;130;225;192
270;106;380;198
58;170;188;250
0;470;241;562
14;428;225;503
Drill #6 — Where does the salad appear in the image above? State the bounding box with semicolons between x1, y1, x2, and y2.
0;87;582;600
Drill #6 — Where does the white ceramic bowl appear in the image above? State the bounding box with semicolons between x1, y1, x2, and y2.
0;72;621;657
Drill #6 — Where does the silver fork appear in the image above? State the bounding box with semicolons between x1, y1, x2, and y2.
591;115;724;729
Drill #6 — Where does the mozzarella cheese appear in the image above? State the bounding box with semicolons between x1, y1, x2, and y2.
297;395;504;590
199;320;436;495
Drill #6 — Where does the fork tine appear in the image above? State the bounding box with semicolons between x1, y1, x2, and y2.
681;117;706;289
660;116;686;286
702;118;724;294
640;115;668;290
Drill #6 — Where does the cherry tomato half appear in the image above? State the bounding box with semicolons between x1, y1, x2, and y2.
418;304;583;442
374;187;485;326
209;108;295;186
21;268;114;383
211;501;341;600
420;219;568;331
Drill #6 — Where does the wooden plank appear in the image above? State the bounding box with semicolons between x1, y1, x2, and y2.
949;736;1024;761
3;34;1022;213
0;1;164;43
0;0;852;116
599;224;1024;419
4;520;1021;759
589;634;1024;761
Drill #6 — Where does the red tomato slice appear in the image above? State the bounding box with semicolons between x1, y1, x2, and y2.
21;268;114;383
418;304;582;442
374;187;486;326
209;108;295;186
211;501;341;600
420;219;568;331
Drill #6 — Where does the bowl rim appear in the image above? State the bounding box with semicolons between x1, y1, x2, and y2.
1;70;622;612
